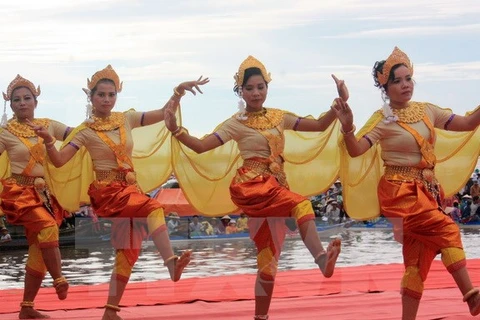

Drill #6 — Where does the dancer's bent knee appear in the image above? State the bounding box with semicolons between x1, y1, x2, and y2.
112;249;139;282
291;200;315;226
25;243;47;278
400;266;423;299
147;208;167;235
441;247;466;273
37;225;59;248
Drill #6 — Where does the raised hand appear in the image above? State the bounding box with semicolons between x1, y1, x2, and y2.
331;98;354;131
176;76;210;96
25;119;53;141
331;74;349;102
164;103;179;132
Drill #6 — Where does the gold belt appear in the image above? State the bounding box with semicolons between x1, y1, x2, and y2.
95;170;127;181
384;165;436;183
9;173;42;186
242;158;287;186
94;169;137;185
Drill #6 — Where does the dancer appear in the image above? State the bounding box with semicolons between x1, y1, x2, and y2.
1;75;71;319
334;47;480;319
164;56;345;320
29;65;208;320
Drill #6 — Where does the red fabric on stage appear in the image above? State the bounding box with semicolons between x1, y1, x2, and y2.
2;259;480;318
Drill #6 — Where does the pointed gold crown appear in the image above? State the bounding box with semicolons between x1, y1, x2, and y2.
3;74;41;101
87;64;123;92
234;55;272;86
377;47;414;86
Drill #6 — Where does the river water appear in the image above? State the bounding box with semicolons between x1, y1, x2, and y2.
2;227;480;290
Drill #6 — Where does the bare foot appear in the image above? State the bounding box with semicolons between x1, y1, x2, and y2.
466;290;480;316
316;238;341;278
53;277;69;300
101;309;123;320
19;307;51;319
171;250;192;282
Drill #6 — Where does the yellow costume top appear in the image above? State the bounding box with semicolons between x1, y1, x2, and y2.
172;108;342;216
41;110;174;212
340;102;480;220
0;119;69;178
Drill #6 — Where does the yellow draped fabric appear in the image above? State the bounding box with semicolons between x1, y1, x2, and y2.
340;109;480;221
43;111;174;212
0;109;342;216
172;109;342;216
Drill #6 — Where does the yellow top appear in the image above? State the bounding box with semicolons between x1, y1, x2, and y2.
339;102;480;220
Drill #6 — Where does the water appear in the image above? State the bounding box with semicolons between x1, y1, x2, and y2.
2;228;480;290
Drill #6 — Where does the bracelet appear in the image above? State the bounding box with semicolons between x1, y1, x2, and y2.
340;124;356;135
174;127;187;138
44;137;56;146
173;86;186;97
171;126;182;135
104;304;121;312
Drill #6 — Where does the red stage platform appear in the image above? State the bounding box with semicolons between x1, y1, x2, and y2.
2;259;480;319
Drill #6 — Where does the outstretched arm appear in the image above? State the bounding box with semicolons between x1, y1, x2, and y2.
141;76;210;126
331;99;371;158
163;106;222;154
445;107;480;132
26;120;79;167
294;74;349;132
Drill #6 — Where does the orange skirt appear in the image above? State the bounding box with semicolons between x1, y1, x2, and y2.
230;169;308;256
0;180;65;244
378;176;462;254
230;169;306;218
88;181;163;263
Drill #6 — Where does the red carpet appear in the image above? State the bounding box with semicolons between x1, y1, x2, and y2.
2;259;480;319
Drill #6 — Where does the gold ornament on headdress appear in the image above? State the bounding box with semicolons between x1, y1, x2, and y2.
377;47;414;86
2;74;41;101
234;55;272;86
87;64;123;92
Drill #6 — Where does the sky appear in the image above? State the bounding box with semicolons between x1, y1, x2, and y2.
1;0;480;138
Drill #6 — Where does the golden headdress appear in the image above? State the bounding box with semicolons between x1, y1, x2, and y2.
2;74;41;101
376;47;414;86
87;64;123;92
234;55;272;86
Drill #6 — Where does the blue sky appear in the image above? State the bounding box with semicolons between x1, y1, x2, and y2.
1;0;480;137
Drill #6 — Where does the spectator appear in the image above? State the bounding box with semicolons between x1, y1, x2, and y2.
167;212;181;236
470;181;480;198
189;215;203;237
236;213;249;232
326;201;341;224
201;221;214;235
0;226;11;243
210;218;224;235
449;202;462;222
225;220;239;234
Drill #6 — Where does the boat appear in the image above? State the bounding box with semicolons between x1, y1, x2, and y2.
0;218;111;251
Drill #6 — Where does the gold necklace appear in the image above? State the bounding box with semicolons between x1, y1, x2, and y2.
239;108;284;130
392;102;425;123
7;118;50;137
87;112;125;131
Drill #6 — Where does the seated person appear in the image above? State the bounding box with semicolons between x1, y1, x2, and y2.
189;215;203;237
210;218;224;235
236;213;249;232
225;220;239;234
167;212;181;235
201;221;214;235
0;227;11;243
